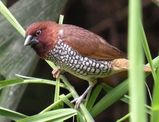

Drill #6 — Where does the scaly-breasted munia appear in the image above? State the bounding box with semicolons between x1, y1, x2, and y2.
24;21;151;107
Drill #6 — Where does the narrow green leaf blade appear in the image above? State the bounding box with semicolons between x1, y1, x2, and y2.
17;109;77;122
86;84;102;111
0;106;27;121
0;78;65;89
151;66;159;122
0;1;25;37
91;80;128;117
128;0;146;121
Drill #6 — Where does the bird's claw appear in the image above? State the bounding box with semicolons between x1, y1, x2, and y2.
71;96;85;109
71;83;95;108
52;68;61;78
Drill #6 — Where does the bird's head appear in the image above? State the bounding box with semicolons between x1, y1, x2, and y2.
24;21;59;58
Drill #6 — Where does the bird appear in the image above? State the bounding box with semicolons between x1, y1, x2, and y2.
24;21;151;108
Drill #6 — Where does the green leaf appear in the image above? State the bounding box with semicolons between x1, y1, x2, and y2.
151;66;159;122
40;93;72;114
54;78;61;102
59;94;74;108
86;84;102;111
128;0;146;121
116;113;130;122
0;1;25;36
0;106;27;121
90;80;128;117
17;109;77;122
58;14;64;25
0;78;65;89
76;111;85;122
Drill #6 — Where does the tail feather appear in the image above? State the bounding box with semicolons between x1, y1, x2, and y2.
111;58;151;72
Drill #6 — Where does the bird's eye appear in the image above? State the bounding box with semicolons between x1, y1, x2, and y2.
35;30;42;37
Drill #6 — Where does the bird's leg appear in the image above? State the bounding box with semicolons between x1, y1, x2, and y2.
71;81;96;108
52;67;61;78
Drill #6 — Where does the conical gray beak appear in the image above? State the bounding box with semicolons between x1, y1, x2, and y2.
24;35;33;46
24;35;39;46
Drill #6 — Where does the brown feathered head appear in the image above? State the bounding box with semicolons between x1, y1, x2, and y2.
24;21;58;58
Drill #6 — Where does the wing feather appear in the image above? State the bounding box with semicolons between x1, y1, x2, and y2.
60;24;125;60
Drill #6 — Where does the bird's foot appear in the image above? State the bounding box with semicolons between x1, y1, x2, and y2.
71;95;85;109
71;83;95;108
52;68;61;78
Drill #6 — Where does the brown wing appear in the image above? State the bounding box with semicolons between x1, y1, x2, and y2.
60;24;125;60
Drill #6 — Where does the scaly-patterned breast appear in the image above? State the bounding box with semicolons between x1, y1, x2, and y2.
46;40;112;80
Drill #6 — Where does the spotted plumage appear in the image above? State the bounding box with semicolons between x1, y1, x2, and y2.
46;39;112;81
